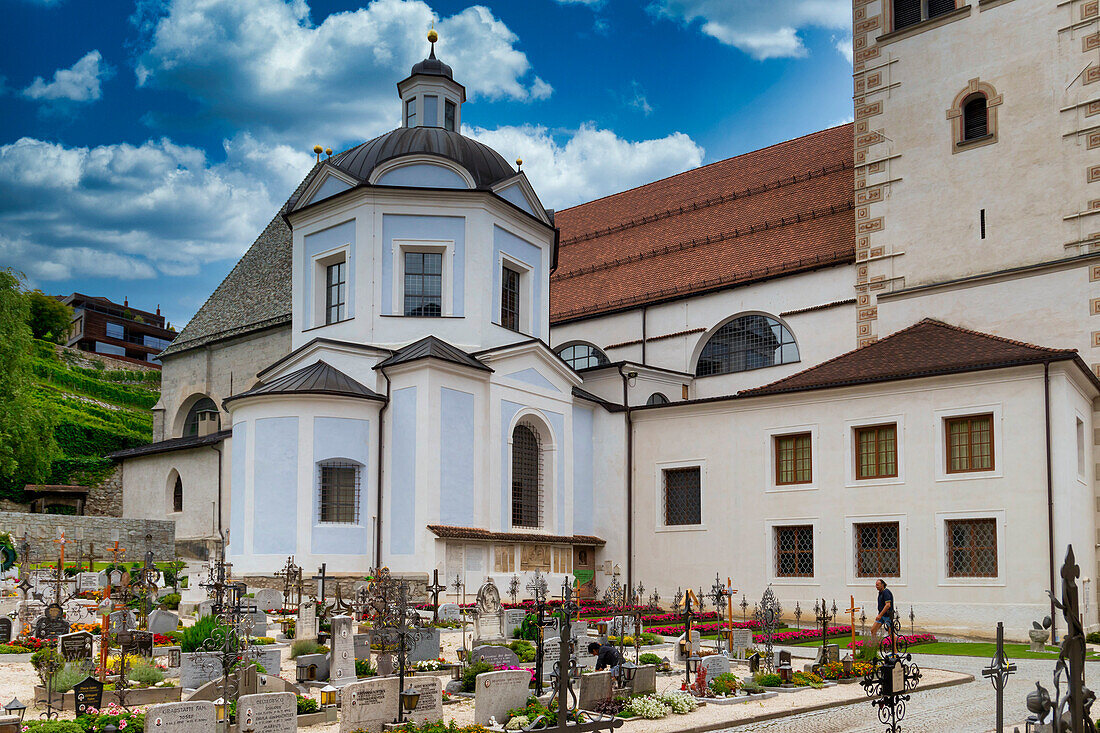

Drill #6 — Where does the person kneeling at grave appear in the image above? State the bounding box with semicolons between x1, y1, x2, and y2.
588;641;623;676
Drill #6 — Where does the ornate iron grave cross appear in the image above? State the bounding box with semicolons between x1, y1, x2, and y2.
527;570;554;695
276;556;302;612
754;586;781;673
708;573;729;652
679;589;698;688
508;574;520;606
427;569;446;624
648;588;660;609
815;598;835;654
740;593;749;622
846;596;862;660
860;610;921;733
982;621;1016;733
365;568;432;725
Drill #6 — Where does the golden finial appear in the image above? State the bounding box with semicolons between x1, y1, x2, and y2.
313;144;323;162
325;148;333;157
427;27;438;44
516;157;523;170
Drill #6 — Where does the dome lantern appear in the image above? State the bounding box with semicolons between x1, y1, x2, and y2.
396;29;466;133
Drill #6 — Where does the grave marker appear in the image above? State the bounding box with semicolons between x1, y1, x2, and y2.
699;654;730;680
296;601;316;641
474;669;531;725
330;615;356;686
72;676;103;716
59;631;94;662
148;610;179;635
237;692;296;733
144;700;216;733
469;644;520;668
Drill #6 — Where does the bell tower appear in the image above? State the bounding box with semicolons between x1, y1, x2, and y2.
397;30;466;133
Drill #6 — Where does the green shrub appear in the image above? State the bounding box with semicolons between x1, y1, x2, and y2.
160;593;181;610
0;644;30;653
518;613;539;641
251;637;275;645
22;722;85;733
355;658;376;677
53;662;92;693
290;640;326;658
296;696;318;715
709;672;739;696
739;680;764;694
755;672;781;687
508;639;535;663
179;615;230;653
461;661;493;692
1088;631;1100;645
130;660;165;686
31;647;62;684
638;653;662;666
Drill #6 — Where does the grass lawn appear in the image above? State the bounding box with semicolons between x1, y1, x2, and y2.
786;634;1100;661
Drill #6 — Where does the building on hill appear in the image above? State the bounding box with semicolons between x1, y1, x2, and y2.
111;19;1099;640
61;293;177;367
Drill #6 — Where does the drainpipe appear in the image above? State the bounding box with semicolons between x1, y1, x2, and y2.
617;365;635;592
641;307;648;366
209;442;223;558
1044;361;1057;643
375;369;392;569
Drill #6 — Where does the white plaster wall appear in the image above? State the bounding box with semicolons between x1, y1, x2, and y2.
121;442;228;542
629;363;1097;639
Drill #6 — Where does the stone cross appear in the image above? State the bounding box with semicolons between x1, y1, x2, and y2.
981;622;1016;733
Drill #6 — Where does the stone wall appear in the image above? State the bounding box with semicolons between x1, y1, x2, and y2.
85;465;123;517
1;511;175;562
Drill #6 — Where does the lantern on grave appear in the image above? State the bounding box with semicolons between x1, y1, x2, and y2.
319;685;337;709
4;698;26;723
686;655;700;675
214;698;226;722
400;686;421;712
659;656;671;673
778;659;793;685
621;661;638;682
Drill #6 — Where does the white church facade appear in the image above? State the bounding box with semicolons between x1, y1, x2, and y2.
113;0;1100;639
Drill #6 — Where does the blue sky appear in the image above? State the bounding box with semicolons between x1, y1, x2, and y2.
0;0;854;328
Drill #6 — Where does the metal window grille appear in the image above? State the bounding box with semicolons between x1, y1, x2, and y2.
511;423;542;528
501;266;521;331
557;343;608;370
403;252;442;317
856;424;897;479
946;518;997;577
444;101;456;131
855;522;900;577
663;467;701;526
696;315;798;377
326;261;346;324
963;95;988;140
895;0;955;30
173;477;183;513
946;414;993;472
775;525;814;577
775;433;812;485
319;462;359;524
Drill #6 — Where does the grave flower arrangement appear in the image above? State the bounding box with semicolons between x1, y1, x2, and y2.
816;661;873;680
75;703;145;733
70;623;102;635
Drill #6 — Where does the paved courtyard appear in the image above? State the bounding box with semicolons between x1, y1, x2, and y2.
721;654;1098;733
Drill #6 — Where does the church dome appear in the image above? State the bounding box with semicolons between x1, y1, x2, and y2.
328;126;515;189
409;53;453;80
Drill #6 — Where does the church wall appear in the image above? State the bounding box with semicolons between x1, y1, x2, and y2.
572;404;595;536
389;385;418;557
311;417;371;557
439;387;476;526
121;441;227;546
302;219;356;329
492;225;544;339
630;364;1096;638
252;416;298;555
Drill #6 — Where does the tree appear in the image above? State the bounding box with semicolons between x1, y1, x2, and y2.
26;290;72;344
0;271;59;497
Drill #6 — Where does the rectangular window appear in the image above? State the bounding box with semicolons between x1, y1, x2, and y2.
894;0;955;31
501;265;521;331
403;252;442;317
775;525;814;578
423;94;438;127
856;424;898;479
945;414;993;473
319;463;358;523
1077;418;1086;477
405;98;416;127
326;260;346;324
105;322;125;340
663;467;701;526
855;522;900;577
775;433;812;485
946;518;997;577
444;100;456;131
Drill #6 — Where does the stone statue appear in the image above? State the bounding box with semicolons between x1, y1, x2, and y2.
472;578;505;645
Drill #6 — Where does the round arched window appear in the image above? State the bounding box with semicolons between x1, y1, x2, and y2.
646;393;670;406
556;343;609;370
696;315;799;377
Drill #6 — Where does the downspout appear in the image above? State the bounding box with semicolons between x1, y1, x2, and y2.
618;366;634;592
375;369;392;569
1045;361;1058;643
209;443;223;554
641;307;648;366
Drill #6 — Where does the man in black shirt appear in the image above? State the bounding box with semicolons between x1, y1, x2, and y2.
871;578;894;643
588;641;623;674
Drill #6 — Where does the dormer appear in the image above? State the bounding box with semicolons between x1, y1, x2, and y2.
397;31;466;133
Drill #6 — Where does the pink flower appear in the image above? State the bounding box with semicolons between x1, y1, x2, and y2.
119;721;127;729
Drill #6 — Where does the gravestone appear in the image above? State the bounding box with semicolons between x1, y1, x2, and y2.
474;669;531;725
109;609;138;632
472;579;505;645
409;627;441;662
72;676;103;716
122;630;154;658
144;700;216;733
0;617;12;643
148;610;180;635
96;571;108;588
469;644;520;668
329;615;356;686
609;616;631;636
826;643;840;664
59;631;94;662
542;637;561;672
354;633;371;661
180;651;224;689
252;589;283;612
339;676;442;733
196;600;215;620
578;670;612;710
35;603;69;640
627;664;657;695
730;629;753;657
245;610;268;637
296;601;316;641
246;646;281;676
748;653;761;674
437;603;461;622
699;654;730;681
77;572;99;592
504;609;527;639
166;647;181;668
237;692;295;733
295;653;329;683
673;630;700;663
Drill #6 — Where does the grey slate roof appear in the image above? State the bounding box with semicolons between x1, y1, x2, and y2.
224;360;384;405
374;335;491;372
107;430;230;460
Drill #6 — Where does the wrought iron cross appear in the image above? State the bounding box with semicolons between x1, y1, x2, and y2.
312;563;329;606
508;574;520;606
427;569;446;624
740;593;749;622
981;621;1016;733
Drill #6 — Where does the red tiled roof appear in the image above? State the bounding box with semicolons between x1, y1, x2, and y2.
742;319;1082;397
550;124;855;323
427;525;605;546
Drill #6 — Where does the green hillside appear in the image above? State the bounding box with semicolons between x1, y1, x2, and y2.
26;339;160;492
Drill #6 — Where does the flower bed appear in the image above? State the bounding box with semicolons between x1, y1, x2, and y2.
816;661;874;680
847;633;937;650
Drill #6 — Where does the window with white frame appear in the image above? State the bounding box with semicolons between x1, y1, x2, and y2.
403;251;442;316
945;518;997;578
774;525;814;578
501;265;521;331
662;467;701;526
318;461;359;523
1077;417;1086;478
511;423;542;528
854;521;900;578
326;260;347;324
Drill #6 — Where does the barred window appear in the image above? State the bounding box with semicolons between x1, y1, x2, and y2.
946;518;997;577
319;462;359;523
855;522;900;577
556;343;608;370
946;414;993;473
501;266;521;331
326;260;347;324
511;424;542;528
856;424;898;479
696;314;798;377
663;467;701;526
775;433;812;485
403;252;442;317
775;525;814;578
172;476;183;513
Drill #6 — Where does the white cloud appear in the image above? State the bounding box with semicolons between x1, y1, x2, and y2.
22;50;113;103
834;35;853;63
627;81;653;116
467;123;704;210
134;0;551;145
652;0;851;60
0;134;313;282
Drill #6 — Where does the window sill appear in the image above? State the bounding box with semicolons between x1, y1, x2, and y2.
693;360;801;380
493;321;528;335
936;469;1001;482
954;133;996;152
380;314;463;319
938;578;1004;587
876;5;971;46
850;578;906;587
314;522;362;528
768;578;820;586
765;485;818;494
655;524;707;533
845;477;904;488
303;317;354;333
978;0;1015;9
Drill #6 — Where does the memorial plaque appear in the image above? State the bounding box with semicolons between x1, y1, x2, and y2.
296;601;316;641
469;644;520;668
252;589;283;612
0;617;12;643
144;700;216;733
167;646;181;668
35;603;69;640
729;629;753;657
437;603;461;622
353;633;371;661
330;615;356;686
474;669;531;725
72;676;103;716
120;630;154;658
77;572;99;592
59;631;94;662
339;678;392;733
148;610;180;635
405;676;442;727
237;692;295;733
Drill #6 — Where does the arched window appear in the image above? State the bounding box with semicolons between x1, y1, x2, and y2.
646;392;670;406
183;397;220;437
172;475;183;513
696;314;799;377
962;94;988;140
511;423;542;528
556;343;609;370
